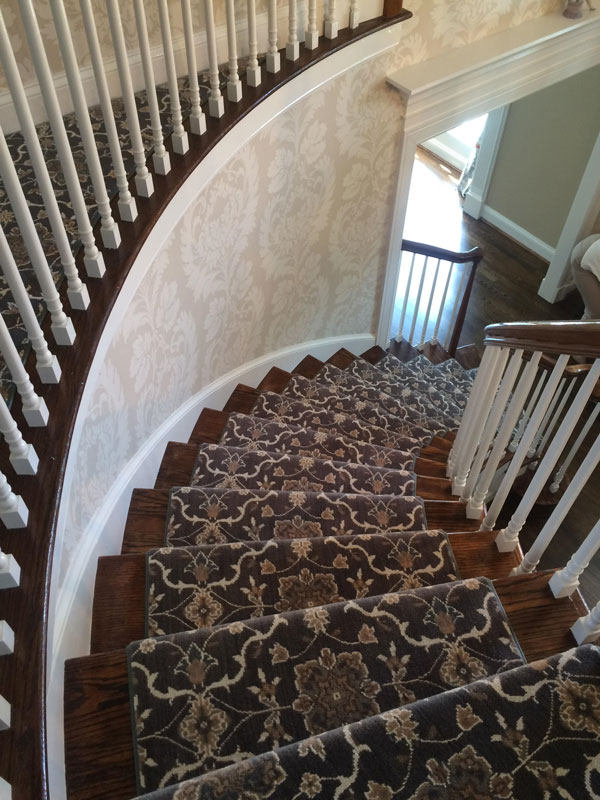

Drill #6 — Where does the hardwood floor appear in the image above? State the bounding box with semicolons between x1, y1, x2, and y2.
399;147;599;608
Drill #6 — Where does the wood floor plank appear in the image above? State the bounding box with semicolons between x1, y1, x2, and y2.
122;489;169;554
154;442;197;492
91;555;146;654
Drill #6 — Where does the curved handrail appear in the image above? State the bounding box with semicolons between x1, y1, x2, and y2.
484;320;600;358
401;239;483;264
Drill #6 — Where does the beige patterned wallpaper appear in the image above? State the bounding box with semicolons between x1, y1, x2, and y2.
56;0;561;582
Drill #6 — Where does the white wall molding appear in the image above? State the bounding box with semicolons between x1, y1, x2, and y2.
463;106;508;220
480;204;555;263
377;12;600;348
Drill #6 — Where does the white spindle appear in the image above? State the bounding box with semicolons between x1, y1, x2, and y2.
495;358;600;549
0;777;12;795
0;694;10;730
305;0;318;48
324;0;338;38
180;0;207;136
0;621;14;656
17;0;105;277
550;403;600;493
349;0;359;28
267;0;281;72
527;377;567;458
287;0;299;60
571;598;600;645
446;345;500;478
461;349;524;502
466;352;542;519
80;0;138;221
408;256;428;344
133;0;171;175
225;0;243;101
246;0;261;86
397;252;416;341
106;0;154;197
0;316;51;425
0;229;60;391
0;395;38;475
418;258;441;348
482;354;570;532
0;549;20;589
443;264;468;351
519;447;600;580
0;10;89;310
0;126;76;347
535;378;577;457
157;0;190;155
51;0;121;248
0;471;28;529
431;262;453;345
204;0;225;117
510;369;547;452
451;347;508;495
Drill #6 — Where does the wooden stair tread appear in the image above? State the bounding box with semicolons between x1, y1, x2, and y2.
223;384;259;414
122;489;169;554
449;530;522;581
424;500;482;532
420;444;449;463
388;338;420;363
188;408;229;445
64;650;135;800
494;571;586;662
91;555;146;653
360;346;387;365
454;343;481;370
154;442;197;491
414;456;447;478
415;476;453;500
256;366;292;392
420;341;451;364
292;355;324;378
326;348;356;369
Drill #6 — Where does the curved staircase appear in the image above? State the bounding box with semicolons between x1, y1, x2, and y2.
63;344;599;800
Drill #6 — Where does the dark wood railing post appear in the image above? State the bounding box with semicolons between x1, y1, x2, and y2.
383;0;404;15
448;254;483;356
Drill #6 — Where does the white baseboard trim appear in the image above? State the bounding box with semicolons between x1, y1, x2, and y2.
46;331;374;797
480;204;555;263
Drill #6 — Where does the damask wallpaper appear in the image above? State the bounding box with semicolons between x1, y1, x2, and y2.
54;0;561;593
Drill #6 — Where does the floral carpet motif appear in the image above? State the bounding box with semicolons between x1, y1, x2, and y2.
133;644;600;800
378;352;476;398
191;444;418;496
220;414;417;471
146;530;459;635
250;391;422;452
128;578;524;792
165;487;427;547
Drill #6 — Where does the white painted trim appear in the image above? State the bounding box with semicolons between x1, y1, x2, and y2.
463;106;508;220
377;12;600;348
539;130;600;302
480;204;555;263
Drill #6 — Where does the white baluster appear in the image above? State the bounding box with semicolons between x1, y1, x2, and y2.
181;0;207;134
461;348;524;502
431;262;453;345
408;256;427;345
446;345;500;478
267;0;281;72
0;127;76;347
527;377;567;458
443;264;468;352
225;0;243;101
305;0;318;48
452;347;509;495
550;403;600;493
287;0;299;60
510;369;547;452
157;0;190;155
532;463;600;586
17;0;105;277
571;599;600;645
0;621;14;656
495;358;600;549
397;251;416;342
0;694;10;730
0;318;51;424
0;777;12;796
0;471;28;529
51;0;121;248
106;0;154;197
204;0;225;117
0;549;20;589
535;378;577;457
349;0;359;28
0;229;60;391
0;10;90;310
482;354;569;533
80;0;138;221
467;353;542;519
246;0;261;86
418;258;441;348
133;0;171;175
324;0;338;38
0;395;38;475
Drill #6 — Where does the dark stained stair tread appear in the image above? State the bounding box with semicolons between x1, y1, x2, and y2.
326;347;356;369
188;408;229;445
154;442;197;492
454;342;482;370
359;345;388;364
222;384;259;414
91;555;146;653
256;366;292;392
122;489;169;554
292;354;324;377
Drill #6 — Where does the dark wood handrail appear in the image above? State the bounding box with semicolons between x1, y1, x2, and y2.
401;239;483;264
484;321;600;358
